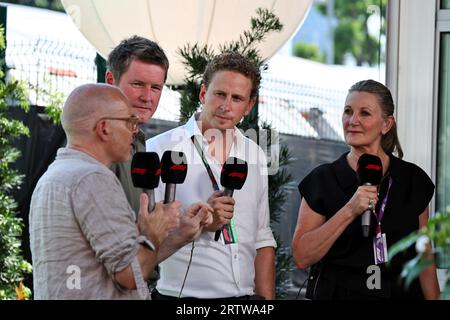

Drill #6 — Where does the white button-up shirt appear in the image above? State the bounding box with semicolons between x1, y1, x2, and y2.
146;114;276;298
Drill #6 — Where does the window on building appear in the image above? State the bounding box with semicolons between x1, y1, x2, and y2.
437;33;450;213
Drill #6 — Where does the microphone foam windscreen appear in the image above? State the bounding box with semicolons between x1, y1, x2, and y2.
356;153;383;185
131;152;161;189
161;151;188;184
220;157;248;190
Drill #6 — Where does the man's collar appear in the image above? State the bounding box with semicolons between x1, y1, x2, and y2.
135;128;146;143
184;113;204;140
185;113;248;160
132;128;147;153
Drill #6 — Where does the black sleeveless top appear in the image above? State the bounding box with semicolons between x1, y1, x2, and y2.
298;152;434;299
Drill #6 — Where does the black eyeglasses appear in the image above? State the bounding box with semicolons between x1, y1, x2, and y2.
96;115;140;131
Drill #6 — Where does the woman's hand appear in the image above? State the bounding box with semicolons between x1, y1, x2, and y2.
345;185;379;218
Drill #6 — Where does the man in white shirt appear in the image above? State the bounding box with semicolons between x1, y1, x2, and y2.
146;52;276;299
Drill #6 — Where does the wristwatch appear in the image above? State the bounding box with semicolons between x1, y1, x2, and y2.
137;235;156;251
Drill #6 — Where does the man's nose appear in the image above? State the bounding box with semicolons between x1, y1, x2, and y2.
222;96;232;111
140;88;152;102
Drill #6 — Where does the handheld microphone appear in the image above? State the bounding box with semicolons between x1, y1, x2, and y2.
161;151;188;203
215;157;248;242
131;152;161;212
356;154;383;237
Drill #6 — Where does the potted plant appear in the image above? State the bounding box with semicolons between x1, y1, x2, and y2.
388;210;450;299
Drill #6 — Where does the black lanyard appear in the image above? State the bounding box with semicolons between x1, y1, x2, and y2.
191;135;237;244
191;135;220;191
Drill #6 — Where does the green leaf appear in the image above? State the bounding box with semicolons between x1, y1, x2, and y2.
388;231;421;261
441;275;450;300
401;255;433;289
0;25;32;299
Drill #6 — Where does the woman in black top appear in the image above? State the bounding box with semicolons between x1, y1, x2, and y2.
292;80;440;300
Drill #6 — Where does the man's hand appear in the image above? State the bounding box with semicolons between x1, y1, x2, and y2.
155;202;213;262
204;191;235;232
137;193;180;248
179;202;213;242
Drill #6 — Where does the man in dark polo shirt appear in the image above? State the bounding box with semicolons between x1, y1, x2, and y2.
105;36;212;286
106;36;169;214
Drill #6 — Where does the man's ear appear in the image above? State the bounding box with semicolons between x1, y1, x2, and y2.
105;71;115;85
95;120;109;141
382;115;395;135
199;83;207;105
244;98;257;116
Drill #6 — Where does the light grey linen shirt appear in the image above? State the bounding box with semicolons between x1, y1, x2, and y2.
29;148;150;300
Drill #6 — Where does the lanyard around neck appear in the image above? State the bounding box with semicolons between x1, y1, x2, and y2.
190;135;220;191
374;177;393;232
191;135;239;244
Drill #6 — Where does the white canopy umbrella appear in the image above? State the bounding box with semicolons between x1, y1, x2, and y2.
61;0;312;85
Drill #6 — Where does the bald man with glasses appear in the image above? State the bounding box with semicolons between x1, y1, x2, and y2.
29;84;211;299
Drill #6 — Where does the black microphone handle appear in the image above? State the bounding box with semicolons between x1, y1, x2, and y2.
164;183;176;204
214;188;234;241
146;189;156;213
361;182;372;237
222;188;234;197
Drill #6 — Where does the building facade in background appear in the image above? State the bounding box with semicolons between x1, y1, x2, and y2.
387;0;449;214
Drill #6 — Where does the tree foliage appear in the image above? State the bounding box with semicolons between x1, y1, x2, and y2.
178;7;283;124
0;26;32;300
3;0;64;12
388;211;450;299
293;42;325;63
177;8;294;299
318;0;387;66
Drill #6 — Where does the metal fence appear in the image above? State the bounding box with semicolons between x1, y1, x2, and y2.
259;74;346;141
5;36;346;142
6;37;98;106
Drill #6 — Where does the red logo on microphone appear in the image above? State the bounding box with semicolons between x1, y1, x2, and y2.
366;164;381;171
155;168;162;176
170;164;187;172
229;172;246;179
131;168;147;175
